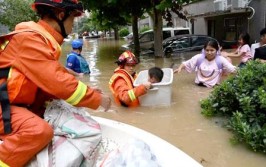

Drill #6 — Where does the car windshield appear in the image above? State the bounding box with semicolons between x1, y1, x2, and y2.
164;39;174;46
192;36;209;47
170;41;184;49
174;38;189;48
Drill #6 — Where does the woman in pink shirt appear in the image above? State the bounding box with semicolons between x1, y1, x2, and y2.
174;40;237;88
223;32;252;67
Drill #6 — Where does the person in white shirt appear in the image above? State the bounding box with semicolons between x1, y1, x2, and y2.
253;28;266;62
251;42;260;57
174;40;237;88
251;28;266;57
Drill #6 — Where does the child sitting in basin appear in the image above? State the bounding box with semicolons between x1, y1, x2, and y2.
148;67;164;83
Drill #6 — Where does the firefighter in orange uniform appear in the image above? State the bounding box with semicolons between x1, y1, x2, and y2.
0;0;111;166
109;51;151;107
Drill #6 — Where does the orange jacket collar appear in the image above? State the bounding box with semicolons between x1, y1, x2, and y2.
37;20;64;45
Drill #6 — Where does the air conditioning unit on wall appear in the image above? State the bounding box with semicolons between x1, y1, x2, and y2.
214;0;226;11
232;0;249;8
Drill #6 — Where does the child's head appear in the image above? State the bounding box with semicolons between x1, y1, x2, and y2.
148;67;164;83
238;32;250;46
203;40;219;61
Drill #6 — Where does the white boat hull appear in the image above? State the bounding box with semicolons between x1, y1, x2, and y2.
92;116;203;167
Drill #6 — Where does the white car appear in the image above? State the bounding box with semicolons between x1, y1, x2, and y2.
121;27;191;52
123;32;133;42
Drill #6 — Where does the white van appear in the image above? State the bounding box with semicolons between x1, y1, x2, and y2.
121;27;191;51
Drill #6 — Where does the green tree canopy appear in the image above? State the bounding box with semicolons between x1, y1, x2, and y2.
81;0;129;30
0;0;38;30
80;0;197;56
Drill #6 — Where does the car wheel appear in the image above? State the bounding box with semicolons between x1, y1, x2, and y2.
164;47;173;57
166;47;173;52
165;52;171;58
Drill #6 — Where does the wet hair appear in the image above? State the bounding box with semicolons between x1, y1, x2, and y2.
260;28;266;36
239;32;250;46
148;67;164;83
203;40;219;51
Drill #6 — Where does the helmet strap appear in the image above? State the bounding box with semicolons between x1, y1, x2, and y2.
58;20;68;38
53;11;70;38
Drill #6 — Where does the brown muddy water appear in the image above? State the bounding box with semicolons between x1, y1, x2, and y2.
60;38;266;167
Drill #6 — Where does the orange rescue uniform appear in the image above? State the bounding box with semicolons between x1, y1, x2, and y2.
109;67;147;107
0;20;102;167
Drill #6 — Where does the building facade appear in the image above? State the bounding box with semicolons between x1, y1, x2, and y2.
137;0;265;48
137;12;189;31
183;0;265;47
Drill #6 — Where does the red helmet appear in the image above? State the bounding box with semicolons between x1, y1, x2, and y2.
116;51;138;66
32;0;84;16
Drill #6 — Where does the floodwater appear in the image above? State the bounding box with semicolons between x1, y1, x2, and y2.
60;39;266;167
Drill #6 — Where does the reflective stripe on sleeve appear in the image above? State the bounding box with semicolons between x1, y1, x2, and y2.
7;67;12;79
66;81;87;105
0;160;9;167
128;89;136;101
109;74;119;85
0;40;9;50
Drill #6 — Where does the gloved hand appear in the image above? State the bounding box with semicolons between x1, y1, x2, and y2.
100;94;111;112
143;82;152;90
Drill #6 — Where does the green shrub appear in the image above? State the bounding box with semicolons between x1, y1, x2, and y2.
119;28;129;38
139;26;151;33
201;60;266;153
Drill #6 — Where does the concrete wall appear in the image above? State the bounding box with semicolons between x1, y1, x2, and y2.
183;0;218;36
138;13;189;30
193;17;207;34
248;0;266;43
138;15;151;29
183;0;215;15
171;13;189;28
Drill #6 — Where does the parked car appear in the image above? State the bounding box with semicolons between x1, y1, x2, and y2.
123;32;133;42
163;34;218;57
121;27;191;52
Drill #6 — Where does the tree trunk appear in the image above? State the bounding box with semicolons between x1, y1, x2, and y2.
153;8;163;57
132;15;140;58
108;29;111;37
114;27;119;40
